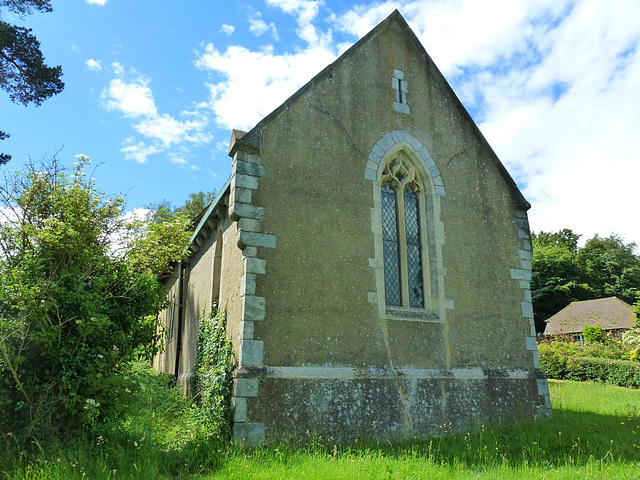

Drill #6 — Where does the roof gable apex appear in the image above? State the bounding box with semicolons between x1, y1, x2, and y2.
233;9;529;210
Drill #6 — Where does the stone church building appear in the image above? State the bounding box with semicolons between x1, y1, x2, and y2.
153;10;551;446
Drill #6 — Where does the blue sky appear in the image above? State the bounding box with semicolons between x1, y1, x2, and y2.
2;0;639;244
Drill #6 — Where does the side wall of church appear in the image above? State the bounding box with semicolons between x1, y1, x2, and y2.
154;204;247;395
154;265;179;375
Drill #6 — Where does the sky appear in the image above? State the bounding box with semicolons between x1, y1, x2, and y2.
1;0;639;245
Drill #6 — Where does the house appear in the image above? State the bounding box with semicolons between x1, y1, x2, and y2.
153;10;550;446
543;297;637;340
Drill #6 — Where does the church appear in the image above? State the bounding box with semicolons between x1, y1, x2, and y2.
153;10;551;446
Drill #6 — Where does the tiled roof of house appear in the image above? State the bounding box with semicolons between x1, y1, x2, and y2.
543;296;636;335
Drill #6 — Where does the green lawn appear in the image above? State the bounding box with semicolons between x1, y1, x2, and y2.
207;380;640;480
2;380;639;479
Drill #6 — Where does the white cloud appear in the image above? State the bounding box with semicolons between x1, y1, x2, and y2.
267;0;321;23
220;24;235;35
85;0;108;5
267;0;325;46
85;59;102;71
330;0;640;244
120;142;162;164
103;77;157;118
112;62;124;76
249;12;279;39
101;69;212;163
109;207;151;255
168;154;188;166
134;113;211;147
195;42;336;130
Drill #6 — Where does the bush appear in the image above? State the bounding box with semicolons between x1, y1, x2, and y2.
0;361;232;478
582;324;605;343
539;342;640;388
0;156;189;446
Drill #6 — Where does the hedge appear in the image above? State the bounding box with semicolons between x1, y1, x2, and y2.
539;353;640;389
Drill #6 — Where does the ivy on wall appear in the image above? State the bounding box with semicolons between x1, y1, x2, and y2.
192;306;235;435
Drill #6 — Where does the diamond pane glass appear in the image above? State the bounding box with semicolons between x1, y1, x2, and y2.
404;188;424;308
382;183;401;307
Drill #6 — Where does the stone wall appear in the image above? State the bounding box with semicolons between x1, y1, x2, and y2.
228;12;549;446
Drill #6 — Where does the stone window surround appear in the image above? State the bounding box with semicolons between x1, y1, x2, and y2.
392;69;410;115
365;130;451;323
381;153;428;309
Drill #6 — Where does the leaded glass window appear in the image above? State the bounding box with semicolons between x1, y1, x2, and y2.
382;183;401;306
404;188;424;308
380;153;426;310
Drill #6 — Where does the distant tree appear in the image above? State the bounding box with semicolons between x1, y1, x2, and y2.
179;190;217;219
576;234;640;305
531;230;640;334
0;0;64;163
531;230;593;332
148;189;216;225
534;229;581;253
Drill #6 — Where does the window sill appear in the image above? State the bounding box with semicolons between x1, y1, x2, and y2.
383;307;443;323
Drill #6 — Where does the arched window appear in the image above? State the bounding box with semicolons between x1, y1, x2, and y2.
380;152;426;309
366;130;447;322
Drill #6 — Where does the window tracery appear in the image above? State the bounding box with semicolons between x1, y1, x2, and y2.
380;152;425;309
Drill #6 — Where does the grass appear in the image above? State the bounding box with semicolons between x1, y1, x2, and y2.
1;375;639;479
208;380;640;480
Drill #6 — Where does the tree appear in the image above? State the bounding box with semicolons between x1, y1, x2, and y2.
0;0;64;163
576;234;640;304
531;229;640;334
531;230;592;332
148;189;216;225
0;155;189;443
180;190;217;219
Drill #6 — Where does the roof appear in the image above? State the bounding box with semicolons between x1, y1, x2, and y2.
231;9;530;210
543;297;637;335
183;175;231;259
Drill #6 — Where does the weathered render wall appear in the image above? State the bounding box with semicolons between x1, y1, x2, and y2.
154;265;180;374
154;203;246;394
218;217;246;358
176;229;217;390
229;13;548;446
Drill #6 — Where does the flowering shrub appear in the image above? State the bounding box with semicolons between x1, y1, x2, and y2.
622;327;640;361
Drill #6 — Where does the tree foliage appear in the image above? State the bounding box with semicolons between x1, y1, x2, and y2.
148;189;216;225
0;155;189;444
531;230;592;332
532;229;640;333
0;0;63;163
